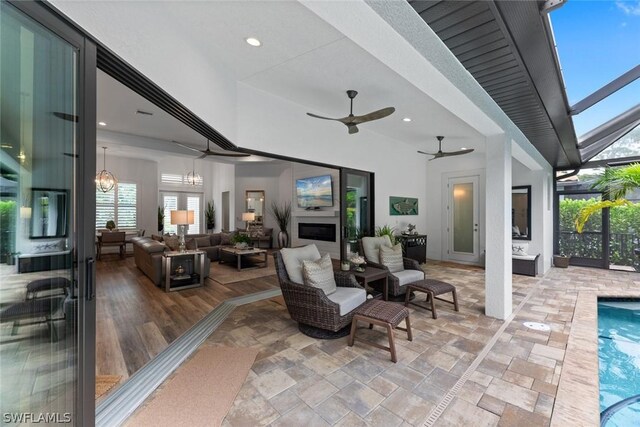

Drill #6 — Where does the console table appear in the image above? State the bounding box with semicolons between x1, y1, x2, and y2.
18;250;72;273
163;250;206;292
395;234;427;264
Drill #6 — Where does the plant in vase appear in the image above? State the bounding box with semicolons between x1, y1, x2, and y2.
232;233;253;250
375;224;397;244
269;201;291;248
106;220;116;231
157;206;165;233
205;201;215;232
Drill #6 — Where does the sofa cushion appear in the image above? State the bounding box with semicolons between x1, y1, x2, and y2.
195;236;211;248
164;236;180;251
210;233;222;246
362;236;392;264
512;242;529;256
391;269;425;287
327;287;366;316
380;244;404;273
139;239;166;254
151;234;163;242
280;244;321;284
302;253;337;296
220;232;233;246
186;238;197;250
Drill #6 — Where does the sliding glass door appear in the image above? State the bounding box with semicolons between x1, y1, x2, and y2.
0;1;96;425
340;169;374;259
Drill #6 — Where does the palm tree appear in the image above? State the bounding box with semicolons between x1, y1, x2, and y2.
575;163;640;233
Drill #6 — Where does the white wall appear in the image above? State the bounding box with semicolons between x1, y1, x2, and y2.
209;162;236;232
235;162;293;243
96;153;158;237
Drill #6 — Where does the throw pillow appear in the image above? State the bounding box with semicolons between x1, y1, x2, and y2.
220;232;232;245
195;236;210;248
210;233;222;246
361;235;393;264
302;253;337;296
186;238;197;250
248;224;264;238
281;244;321;284
380;244;404;273
512;242;529;256
164;236;179;251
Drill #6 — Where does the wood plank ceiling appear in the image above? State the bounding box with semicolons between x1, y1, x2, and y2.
409;0;581;169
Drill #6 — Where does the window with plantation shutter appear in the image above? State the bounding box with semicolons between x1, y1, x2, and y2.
163;194;178;234
95;183;137;229
187;196;201;234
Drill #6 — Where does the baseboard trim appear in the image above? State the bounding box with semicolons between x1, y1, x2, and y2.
95;288;282;427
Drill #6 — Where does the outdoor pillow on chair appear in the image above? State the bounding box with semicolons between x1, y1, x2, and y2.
380;244;404;273
361;235;393;264
281;244;321;284
302;253;337;295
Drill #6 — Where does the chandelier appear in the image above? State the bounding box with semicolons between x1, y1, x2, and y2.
186;159;202;186
95;146;117;193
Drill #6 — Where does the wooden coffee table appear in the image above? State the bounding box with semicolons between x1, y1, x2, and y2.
350;266;388;301
219;247;268;271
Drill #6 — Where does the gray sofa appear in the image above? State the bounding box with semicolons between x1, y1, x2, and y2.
131;236;212;286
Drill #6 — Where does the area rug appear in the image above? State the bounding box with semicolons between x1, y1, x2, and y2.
210;256;276;284
125;346;259;427
95;375;122;400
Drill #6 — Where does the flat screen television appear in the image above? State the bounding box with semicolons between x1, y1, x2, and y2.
296;174;333;208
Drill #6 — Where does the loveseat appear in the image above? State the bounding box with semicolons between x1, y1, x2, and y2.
131;236;212;286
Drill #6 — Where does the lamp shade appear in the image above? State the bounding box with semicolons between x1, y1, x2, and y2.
242;212;255;222
170;210;195;225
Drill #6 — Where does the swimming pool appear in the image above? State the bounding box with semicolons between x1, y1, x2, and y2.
598;299;640;426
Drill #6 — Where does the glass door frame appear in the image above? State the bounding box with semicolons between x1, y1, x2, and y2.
554;188;609;269
340;168;374;261
7;1;97;425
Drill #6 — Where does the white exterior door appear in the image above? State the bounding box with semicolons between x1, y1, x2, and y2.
446;175;480;263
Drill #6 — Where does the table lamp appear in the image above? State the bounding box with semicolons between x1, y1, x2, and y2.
171;209;194;252
242;212;255;230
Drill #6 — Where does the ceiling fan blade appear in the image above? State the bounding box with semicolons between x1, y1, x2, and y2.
351;107;396;124
306;112;343;121
347;124;359;135
202;150;250;158
428;152;445;161
441;149;475;157
171;140;203;154
417;150;438;156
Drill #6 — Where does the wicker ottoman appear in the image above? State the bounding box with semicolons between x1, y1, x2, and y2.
404;279;459;319
26;277;70;300
348;300;412;363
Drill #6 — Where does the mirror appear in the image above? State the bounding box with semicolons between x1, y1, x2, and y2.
512;185;531;241
245;190;265;225
30;188;68;238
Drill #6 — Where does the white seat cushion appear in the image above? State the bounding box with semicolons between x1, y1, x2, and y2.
512;254;538;261
361;236;392;264
327;287;366;316
280;244;321;284
391;269;425;287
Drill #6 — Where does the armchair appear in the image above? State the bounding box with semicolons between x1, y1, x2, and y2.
273;250;366;338
359;237;424;299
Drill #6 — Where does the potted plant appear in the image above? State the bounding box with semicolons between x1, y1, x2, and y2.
232;233;253;249
375;225;397;245
157;206;165;233
205;201;215;232
553;253;571;268
269;201;291;248
106;220;116;231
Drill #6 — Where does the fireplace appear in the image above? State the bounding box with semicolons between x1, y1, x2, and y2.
298;223;336;242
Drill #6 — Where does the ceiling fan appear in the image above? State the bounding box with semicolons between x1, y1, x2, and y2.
171;139;250;158
306;90;395;135
418;136;474;160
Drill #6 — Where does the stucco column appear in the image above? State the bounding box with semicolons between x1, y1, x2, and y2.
485;134;512;319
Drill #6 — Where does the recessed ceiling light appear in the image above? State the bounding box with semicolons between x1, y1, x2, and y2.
461;147;467;150
402;117;412;122
245;37;261;47
98;122;107;126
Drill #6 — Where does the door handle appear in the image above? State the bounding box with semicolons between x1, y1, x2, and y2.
86;257;95;301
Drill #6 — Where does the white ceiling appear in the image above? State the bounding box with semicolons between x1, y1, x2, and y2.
94;0;484;156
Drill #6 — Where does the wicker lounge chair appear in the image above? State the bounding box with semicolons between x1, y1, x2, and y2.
273;250;366;338
359;237;425;299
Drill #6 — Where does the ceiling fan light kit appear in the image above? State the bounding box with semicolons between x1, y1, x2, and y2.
306;90;395;134
418;135;474;160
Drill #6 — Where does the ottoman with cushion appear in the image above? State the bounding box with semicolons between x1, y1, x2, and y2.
26;277;70;299
348;299;412;363
404;279;459;319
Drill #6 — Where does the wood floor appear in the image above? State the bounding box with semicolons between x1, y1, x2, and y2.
95;254;279;380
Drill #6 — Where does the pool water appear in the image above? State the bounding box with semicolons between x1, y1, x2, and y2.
598;300;640;426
